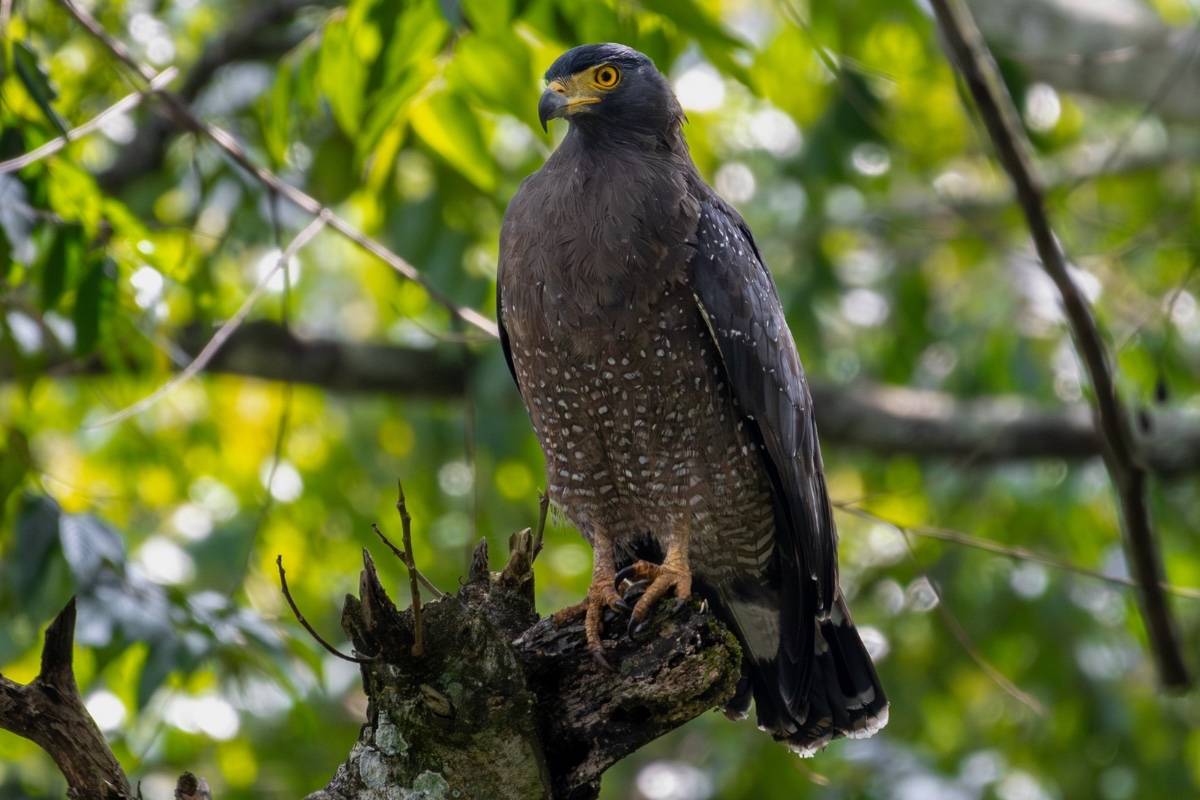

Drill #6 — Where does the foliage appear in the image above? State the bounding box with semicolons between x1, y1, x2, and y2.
2;0;1199;798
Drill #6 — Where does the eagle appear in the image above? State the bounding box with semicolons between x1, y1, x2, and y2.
496;43;887;754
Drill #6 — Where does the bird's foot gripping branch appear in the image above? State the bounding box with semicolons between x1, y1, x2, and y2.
0;504;741;800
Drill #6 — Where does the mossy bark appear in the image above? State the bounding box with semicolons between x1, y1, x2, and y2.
310;532;741;800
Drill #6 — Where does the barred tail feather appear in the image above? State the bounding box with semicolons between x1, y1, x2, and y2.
781;597;887;755
708;578;888;755
731;595;887;756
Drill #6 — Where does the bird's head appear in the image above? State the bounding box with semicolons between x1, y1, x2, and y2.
538;43;682;140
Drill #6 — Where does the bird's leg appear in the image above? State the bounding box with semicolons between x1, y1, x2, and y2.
625;518;692;635
550;533;623;668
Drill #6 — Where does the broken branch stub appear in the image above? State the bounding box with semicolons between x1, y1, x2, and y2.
316;527;741;800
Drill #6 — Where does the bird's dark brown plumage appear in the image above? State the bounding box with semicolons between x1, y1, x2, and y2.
498;42;887;754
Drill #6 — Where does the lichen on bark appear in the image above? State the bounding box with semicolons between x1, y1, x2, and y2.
311;532;741;800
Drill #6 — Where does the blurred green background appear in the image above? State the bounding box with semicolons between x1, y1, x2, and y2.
2;0;1199;798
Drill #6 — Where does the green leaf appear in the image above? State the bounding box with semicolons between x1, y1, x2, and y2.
72;256;116;355
258;33;323;168
356;0;446;158
0;428;30;515
460;0;513;34
11;497;61;599
12;42;69;137
638;0;752;85
308;131;359;205
317;9;379;135
0;225;10;283
3;496;75;632
38;223;84;311
137;638;180;708
447;35;536;118
410;89;495;191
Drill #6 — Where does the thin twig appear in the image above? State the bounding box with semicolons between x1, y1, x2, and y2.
57;0;498;340
896;532;1047;716
532;491;550;561
835;502;1200;601
929;0;1191;689
396;482;424;657
0;67;178;174
1115;261;1199;355
88;215;325;428
275;555;373;664
1061;22;1200;200
370;522;446;599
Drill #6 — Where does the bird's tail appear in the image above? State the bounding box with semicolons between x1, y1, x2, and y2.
720;592;888;756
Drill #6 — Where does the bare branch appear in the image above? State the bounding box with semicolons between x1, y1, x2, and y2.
88;215;326;428
835;502;1200;601
11;325;1200;473
276;555;374;664
0;599;134;799
904;541;1048;717
99;0;335;191
0;68;178;174
930;0;1191;688
395;482;425;657
370;522;447;599
57;0;497;339
965;0;1200;123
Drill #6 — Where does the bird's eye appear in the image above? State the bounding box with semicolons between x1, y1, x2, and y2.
593;65;621;89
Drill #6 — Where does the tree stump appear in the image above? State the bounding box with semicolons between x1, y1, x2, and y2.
310;530;741;800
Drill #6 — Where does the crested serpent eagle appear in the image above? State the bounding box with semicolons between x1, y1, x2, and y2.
497;43;888;754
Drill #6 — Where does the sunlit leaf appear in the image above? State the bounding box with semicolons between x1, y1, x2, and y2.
448;35;536;118
409;89;495;191
12;42;69;137
461;0;514;34
317;13;370;135
637;0;751;84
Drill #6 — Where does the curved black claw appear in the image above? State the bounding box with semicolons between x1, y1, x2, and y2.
626;614;651;639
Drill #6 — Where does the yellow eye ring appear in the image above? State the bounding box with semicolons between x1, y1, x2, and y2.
594;65;621;89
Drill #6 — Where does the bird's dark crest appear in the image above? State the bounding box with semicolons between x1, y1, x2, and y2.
544;43;654;81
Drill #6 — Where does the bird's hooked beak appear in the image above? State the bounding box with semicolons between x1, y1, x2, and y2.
538;78;600;132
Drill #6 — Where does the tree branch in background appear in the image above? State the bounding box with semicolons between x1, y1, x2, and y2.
0;67;178;174
6;322;1200;472
90;215;325;428
0;599;134;799
806;382;1200;476
57;0;498;339
97;0;335;192
867;135;1200;226
930;0;1191;689
835;502;1200;601
966;0;1200;123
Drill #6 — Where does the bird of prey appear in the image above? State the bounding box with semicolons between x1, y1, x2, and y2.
497;43;887;754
